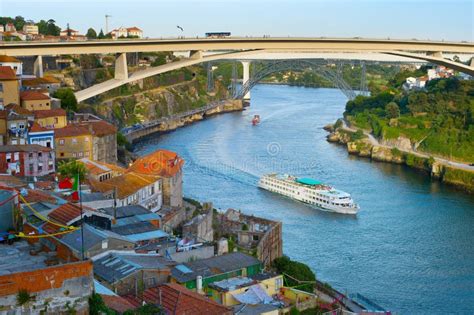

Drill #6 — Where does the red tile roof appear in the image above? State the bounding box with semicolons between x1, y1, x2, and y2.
20;90;50;101
48;203;84;225
128;150;184;178
34;108;67;119
22;189;57;204
22;76;60;86
78;121;117;137
29;122;50;133
123;283;231;315
101;295;136;313
0;66;17;80
5;104;34;116
0;55;21;63
54;124;90;138
0;144;52;153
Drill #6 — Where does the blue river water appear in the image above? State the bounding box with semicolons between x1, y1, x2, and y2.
134;84;474;314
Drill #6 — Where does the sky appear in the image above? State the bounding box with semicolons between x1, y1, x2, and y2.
1;0;473;41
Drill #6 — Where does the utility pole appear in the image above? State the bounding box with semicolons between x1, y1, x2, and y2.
105;14;112;35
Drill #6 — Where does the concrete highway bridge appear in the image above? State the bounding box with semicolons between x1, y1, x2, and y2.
1;37;473;102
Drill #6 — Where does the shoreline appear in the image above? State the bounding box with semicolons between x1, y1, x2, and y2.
325;121;474;194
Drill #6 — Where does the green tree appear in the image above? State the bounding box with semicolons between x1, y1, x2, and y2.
46;19;60;36
89;293;115;315
86;28;97;39
385;102;400;118
98;29;105;39
53;88;78;112
58;160;87;181
272;256;316;293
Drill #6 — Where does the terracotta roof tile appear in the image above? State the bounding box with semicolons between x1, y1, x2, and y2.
78;121;117;137
128;150;184;178
5;104;34;116
101;295;136;313
0;55;21;63
20;90;50;101
34;108;67;119
0;144;52;153
90;172;160;199
54;124;91;138
48;203;83;225
29;122;50;132
22;189;57;204
78;158;126;176
123;283;231;315
22;76;61;86
0;66;17;80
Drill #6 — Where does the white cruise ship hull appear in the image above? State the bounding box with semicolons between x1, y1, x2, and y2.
258;174;359;215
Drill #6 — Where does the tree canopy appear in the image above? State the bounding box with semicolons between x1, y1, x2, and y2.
53;88;78;112
86;28;97;39
272;256;316;293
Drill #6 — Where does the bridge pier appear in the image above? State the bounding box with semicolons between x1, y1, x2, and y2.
33;55;43;78
114;53;128;80
242;61;251;105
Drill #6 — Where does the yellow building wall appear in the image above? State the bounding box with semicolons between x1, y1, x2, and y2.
37;115;67;129
209;275;284;307
55;134;93;160
22;99;51;111
0;80;19;105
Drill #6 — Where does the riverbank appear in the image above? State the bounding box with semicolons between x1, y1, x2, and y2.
325;120;474;193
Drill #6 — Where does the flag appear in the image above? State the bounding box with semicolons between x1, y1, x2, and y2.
58;177;73;189
71;173;80;202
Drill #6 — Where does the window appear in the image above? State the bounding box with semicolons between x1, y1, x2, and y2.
54;117;59;124
6;153;11;163
252;235;259;241
13;152;19;160
101;240;108;249
18;122;25;129
60;152;65;157
84;137;89;142
38;152;42;158
0;83;3;92
72;138;78;144
28;153;33;158
85;151;89;156
78;152;83;157
59;139;65;145
38;164;43;172
72;152;77;158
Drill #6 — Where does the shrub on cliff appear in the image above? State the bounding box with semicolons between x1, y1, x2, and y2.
53;88;78;112
272;256;316;293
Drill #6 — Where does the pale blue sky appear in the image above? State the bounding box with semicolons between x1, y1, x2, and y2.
1;0;473;41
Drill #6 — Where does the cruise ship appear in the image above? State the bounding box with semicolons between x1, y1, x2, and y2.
258;174;359;214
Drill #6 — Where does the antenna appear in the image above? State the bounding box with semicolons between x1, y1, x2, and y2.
105;14;112;34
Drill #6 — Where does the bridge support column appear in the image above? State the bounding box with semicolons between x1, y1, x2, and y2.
114;53;128;80
241;61;251;103
33;55;43;78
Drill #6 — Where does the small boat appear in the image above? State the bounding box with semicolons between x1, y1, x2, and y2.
252;115;260;126
258;174;359;214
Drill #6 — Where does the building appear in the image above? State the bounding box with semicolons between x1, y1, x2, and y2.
79;120;117;163
2;104;34;145
206;273;284;306
89;172;163;212
93;252;175;295
28;122;55;148
22;76;61;94
0;66;20;106
128;149;184;208
124;283;232;315
0;186;19;232
183;206;214;243
0;242;94;314
170;252;263;291
218;209;283;267
22;24;39;35
0;55;23;77
60;27;80;37
20;90;51;111
54;124;92;160
5;23;16;32
0;145;55;177
126;27;143;38
34;108;68;129
78;158;126;182
109;27;128;39
0;25;4;33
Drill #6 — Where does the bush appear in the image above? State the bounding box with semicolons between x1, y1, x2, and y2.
272;256;316;293
53;88;78;112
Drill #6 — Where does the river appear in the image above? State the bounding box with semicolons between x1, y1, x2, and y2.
134;84;474;313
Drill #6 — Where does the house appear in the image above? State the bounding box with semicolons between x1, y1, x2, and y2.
126;27;143;38
34;108;68;129
28;122;55;148
183;206;214;242
0;145;55;177
77;120;117;163
109;27;128;39
0;25;4;33
0;241;93;314
59;28;80;37
22;24;39;35
123;283;232;315
3;104;34;145
5;23;16;32
206;273;284;306
128;149;184;208
0;66;20;106
78;158;126;182
93;252;175;295
54;124;92;160
170;252;263;291
22;76;61;94
0;55;23;77
89;172;163;212
20;90;51;111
